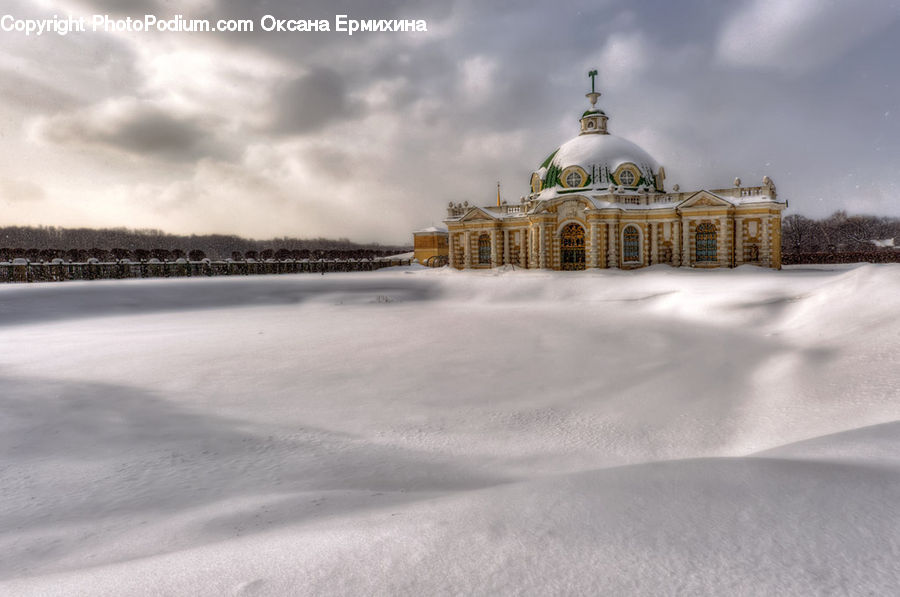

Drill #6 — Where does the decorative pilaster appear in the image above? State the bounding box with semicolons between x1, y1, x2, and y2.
527;227;533;268
682;219;691;267
772;216;781;269
503;229;510;266
539;223;547;269
447;232;455;268
718;217;727;266
519;229;527;267
607;221;617;268
672;220;681;267
650;222;658;265
491;229;499;268
464;230;471;269
589;221;598;268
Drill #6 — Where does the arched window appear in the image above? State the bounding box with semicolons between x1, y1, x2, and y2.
623;225;640;262
560;223;586;270
478;233;491;264
696;223;717;262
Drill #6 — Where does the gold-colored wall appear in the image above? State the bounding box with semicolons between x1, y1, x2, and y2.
446;207;783;270
413;232;449;263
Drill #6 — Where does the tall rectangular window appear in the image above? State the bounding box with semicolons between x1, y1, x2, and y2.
623;225;640;262
695;223;717;262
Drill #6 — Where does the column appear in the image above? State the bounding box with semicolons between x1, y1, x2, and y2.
734;217;744;265
519;229;527;267
598;221;605;268
491;229;499;268
761;217;770;266
463;231;471;269
769;218;781;269
503;229;510;266
538;223;546;269
589;221;598;268
681;219;691;267
448;232;456;268
718;217;727;265
607;221;617;268
650;222;658;265
671;220;681;267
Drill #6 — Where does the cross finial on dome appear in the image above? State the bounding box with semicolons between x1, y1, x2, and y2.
586;69;601;108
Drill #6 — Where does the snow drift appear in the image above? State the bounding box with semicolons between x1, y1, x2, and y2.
1;264;899;595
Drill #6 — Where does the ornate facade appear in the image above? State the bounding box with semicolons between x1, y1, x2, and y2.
444;83;785;270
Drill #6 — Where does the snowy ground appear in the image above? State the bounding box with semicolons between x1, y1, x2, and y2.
1;264;899;596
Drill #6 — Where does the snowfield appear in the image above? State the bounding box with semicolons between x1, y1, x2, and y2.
1;264;899;596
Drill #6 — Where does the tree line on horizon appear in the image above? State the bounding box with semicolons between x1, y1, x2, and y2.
1;213;898;264
781;211;899;260
0;226;411;262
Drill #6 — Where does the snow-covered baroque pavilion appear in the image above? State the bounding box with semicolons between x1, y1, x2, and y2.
443;79;786;270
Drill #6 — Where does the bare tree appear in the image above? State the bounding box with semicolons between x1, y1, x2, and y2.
782;214;816;255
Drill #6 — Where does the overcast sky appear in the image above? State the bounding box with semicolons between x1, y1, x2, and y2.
1;0;899;243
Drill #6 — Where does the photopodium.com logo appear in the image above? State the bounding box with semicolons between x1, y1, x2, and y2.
0;14;428;36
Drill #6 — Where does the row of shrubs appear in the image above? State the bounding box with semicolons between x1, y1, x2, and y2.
0;247;405;264
781;251;900;264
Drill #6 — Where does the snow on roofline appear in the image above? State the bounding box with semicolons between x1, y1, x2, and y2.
444;185;782;223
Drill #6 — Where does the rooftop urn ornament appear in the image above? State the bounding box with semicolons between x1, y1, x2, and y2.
586;69;601;108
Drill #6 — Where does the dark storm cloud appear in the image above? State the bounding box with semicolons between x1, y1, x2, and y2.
39;100;221;161
106;110;204;156
271;68;349;135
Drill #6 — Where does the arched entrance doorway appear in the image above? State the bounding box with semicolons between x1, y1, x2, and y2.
560;223;586;270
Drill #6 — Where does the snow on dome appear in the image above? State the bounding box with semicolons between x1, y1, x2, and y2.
553;134;659;174
529;94;665;194
540;133;660;192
